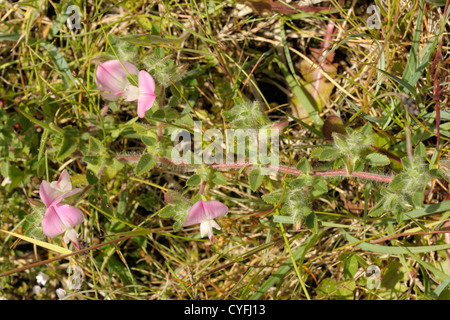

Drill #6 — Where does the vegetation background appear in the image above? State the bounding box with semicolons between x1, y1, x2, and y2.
0;0;450;300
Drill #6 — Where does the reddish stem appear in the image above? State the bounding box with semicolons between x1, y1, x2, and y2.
151;156;393;183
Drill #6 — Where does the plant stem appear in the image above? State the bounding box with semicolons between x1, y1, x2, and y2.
116;155;393;183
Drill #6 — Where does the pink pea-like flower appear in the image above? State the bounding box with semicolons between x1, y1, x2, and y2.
95;60;139;101
39;170;84;249
95;60;157;118
183;200;229;243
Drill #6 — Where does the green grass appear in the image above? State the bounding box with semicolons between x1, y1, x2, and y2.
1;0;450;300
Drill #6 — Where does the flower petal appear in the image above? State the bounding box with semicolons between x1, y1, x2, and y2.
63;228;80;249
138;70;156;95
201;200;229;220
183;200;229;226
54;203;84;229
200;220;221;243
41;206;64;238
137;93;156;118
39;180;56;207
183;200;206;227
55;169;72;192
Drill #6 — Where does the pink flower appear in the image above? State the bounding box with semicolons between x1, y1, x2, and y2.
95;60;157;118
95;60;139;101
39;170;84;249
183;200;229;243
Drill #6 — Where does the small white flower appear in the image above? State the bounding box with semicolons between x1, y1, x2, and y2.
36;272;49;285
56;288;66;300
1;177;11;187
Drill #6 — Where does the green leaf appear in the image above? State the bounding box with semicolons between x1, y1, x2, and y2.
310;147;325;158
135;153;156;175
343;230;450;254
312;179;328;197
173;220;183;232
343;254;359;279
368;200;385;217
262;190;284;205
319;148;340;161
0;229;72;255
249;168;264;191
83;155;100;166
389;173;408;190
89;136;106;154
414;142;427;159
360;122;373;136
158;205;177;218
86;169;98;185
296;157;312;172
152;109;165;121
212;171;227;185
332;133;348;153
305;212;318;233
186;174;201;186
411;190;425;207
7;165;23;190
141;136;156;147
365;153;390;166
57;135;77;160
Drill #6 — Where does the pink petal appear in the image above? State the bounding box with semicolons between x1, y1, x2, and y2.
41;206;64;238
138;70;156;95
39;180;55;207
183;200;206;227
137;93;156;118
201;200;229;220
183;200;228;226
54;203;84;228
